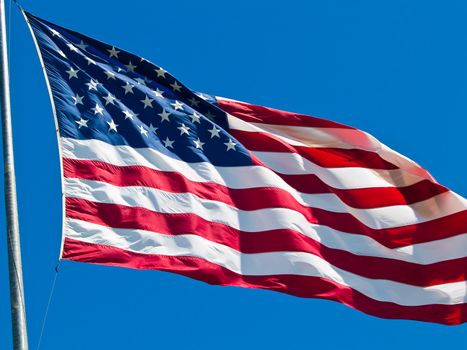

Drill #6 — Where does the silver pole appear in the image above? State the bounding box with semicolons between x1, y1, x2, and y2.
0;0;29;349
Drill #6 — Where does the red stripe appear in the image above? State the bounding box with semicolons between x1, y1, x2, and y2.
63;158;465;247
231;129;398;169
65;197;467;286
217;98;355;129
61;237;466;325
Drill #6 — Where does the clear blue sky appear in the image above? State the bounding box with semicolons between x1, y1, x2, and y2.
0;0;466;348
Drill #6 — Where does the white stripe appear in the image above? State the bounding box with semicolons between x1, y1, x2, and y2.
61;137;420;190
252;151;423;188
221;100;436;182
227;113;348;148
65;218;467;306
64;178;467;264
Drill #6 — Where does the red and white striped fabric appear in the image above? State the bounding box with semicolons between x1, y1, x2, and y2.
61;97;467;325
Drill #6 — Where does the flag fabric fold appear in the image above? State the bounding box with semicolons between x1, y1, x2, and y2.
24;11;467;325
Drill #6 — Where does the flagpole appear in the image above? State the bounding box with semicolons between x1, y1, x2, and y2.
0;0;29;349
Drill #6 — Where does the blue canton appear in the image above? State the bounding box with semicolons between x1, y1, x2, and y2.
26;12;253;166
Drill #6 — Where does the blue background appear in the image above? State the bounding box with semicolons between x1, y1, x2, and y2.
0;0;466;348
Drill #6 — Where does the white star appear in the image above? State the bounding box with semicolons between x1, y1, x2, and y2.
85;57;96;65
193;138;205;150
125;61;137;72
57;50;67;58
67;43;79;52
140;95;154;109
224;139;237;151
122;82;134;94
86;79;99;91
177;123;190;136
66;67;79;79
163;137;174;148
188;97;200;107
171;100;184;111
152;88;164;98
77;40;88;50
148;123;158;133
206;111;215;119
158;109;171;122
190;112;201;124
139;125;148;137
170;81;182;92
107;119;118;132
107;46;120;58
103;94;116;105
72;94;84;105
50;28;61;37
208;126;220;138
123;110;136;120
104;70;116;80
75;118;88;128
92;103;104;116
135;77;146;85
155;67;167;78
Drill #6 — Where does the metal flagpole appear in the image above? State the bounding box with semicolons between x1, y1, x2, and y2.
0;0;29;349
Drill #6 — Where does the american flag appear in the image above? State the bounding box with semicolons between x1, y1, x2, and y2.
25;11;467;325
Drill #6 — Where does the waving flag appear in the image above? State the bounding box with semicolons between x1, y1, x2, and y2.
24;11;467;325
